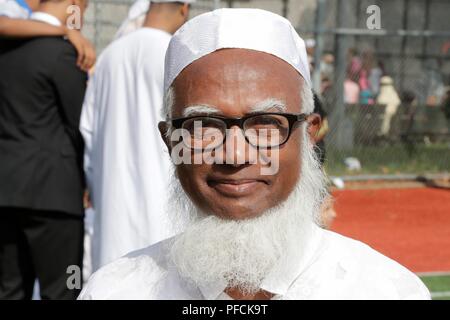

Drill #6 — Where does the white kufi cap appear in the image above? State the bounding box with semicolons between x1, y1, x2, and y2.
164;8;311;93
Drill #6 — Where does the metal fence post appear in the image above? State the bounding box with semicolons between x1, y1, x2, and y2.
313;0;326;94
332;0;352;150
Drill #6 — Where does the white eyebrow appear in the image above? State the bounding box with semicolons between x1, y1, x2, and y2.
250;98;287;113
182;99;286;117
183;105;222;117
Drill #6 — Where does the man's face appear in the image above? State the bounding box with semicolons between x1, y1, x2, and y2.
164;49;320;220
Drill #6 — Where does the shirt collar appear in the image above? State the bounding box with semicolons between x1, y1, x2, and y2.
195;223;326;300
30;11;62;27
260;223;326;296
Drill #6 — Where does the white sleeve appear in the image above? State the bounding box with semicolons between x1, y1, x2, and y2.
80;74;97;194
0;0;29;18
393;271;432;300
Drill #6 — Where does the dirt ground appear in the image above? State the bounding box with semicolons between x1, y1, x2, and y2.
330;186;450;273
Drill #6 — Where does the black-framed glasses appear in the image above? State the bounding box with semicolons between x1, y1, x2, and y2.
168;112;309;150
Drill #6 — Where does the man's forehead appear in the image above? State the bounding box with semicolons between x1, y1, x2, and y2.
171;49;304;117
171;49;304;98
175;49;302;79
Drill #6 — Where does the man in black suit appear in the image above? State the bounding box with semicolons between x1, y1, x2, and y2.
0;0;88;300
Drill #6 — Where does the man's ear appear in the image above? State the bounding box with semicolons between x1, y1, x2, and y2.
158;121;172;153
180;3;190;19
306;113;322;143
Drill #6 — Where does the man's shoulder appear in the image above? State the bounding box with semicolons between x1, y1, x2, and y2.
10;36;75;58
99;28;170;61
126;27;172;43
320;229;430;299
78;238;173;300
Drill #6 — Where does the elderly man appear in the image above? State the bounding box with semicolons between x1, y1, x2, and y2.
79;9;430;300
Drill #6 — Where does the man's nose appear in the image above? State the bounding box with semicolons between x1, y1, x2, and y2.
223;126;252;166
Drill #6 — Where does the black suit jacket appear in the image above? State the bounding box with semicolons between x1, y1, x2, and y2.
0;37;87;216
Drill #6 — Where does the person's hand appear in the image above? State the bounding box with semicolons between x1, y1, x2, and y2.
66;28;96;72
83;190;92;209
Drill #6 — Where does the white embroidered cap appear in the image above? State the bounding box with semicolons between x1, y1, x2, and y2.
164;8;311;93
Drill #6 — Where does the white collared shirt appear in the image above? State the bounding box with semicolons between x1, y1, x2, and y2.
0;0;30;18
79;224;430;300
29;11;62;27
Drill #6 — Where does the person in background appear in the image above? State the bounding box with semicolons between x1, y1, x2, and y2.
442;86;450;130
306;41;334;230
312;94;336;230
0;0;89;299
320;52;334;81
113;0;150;39
80;0;194;272
423;59;445;107
344;71;360;104
0;0;95;71
359;50;375;105
347;47;361;80
313;93;328;165
378;76;401;136
369;60;384;97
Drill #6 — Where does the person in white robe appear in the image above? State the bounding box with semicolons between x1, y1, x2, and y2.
79;8;430;300
377;76;401;136
80;0;194;272
114;0;150;39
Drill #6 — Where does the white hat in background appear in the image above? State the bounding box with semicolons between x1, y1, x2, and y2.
114;0;196;39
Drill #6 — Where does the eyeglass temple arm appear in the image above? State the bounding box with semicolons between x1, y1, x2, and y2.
296;113;309;122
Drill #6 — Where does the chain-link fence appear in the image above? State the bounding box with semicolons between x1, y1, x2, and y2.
305;0;450;177
84;0;450;177
83;0;218;51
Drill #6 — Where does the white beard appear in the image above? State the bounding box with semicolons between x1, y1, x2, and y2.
166;127;328;295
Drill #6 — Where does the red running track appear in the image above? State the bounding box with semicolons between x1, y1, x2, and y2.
331;187;450;273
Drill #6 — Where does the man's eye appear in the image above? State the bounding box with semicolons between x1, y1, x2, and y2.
201;119;222;128
183;118;224;133
251;116;282;126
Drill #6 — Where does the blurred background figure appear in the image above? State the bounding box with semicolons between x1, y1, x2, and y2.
423;59;445;107
80;0;194;273
344;71;360;104
114;0;149;39
313;93;329;165
0;0;89;299
378;76;401;136
443;86;450;129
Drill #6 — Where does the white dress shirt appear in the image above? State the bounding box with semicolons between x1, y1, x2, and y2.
0;0;30;18
79;224;430;300
29;11;62;26
79;28;174;271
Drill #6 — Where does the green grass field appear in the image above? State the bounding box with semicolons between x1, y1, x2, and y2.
325;143;450;176
419;274;450;300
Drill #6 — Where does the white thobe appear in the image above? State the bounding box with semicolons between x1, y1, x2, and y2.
377;85;401;135
80;28;173;271
78;224;430;300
